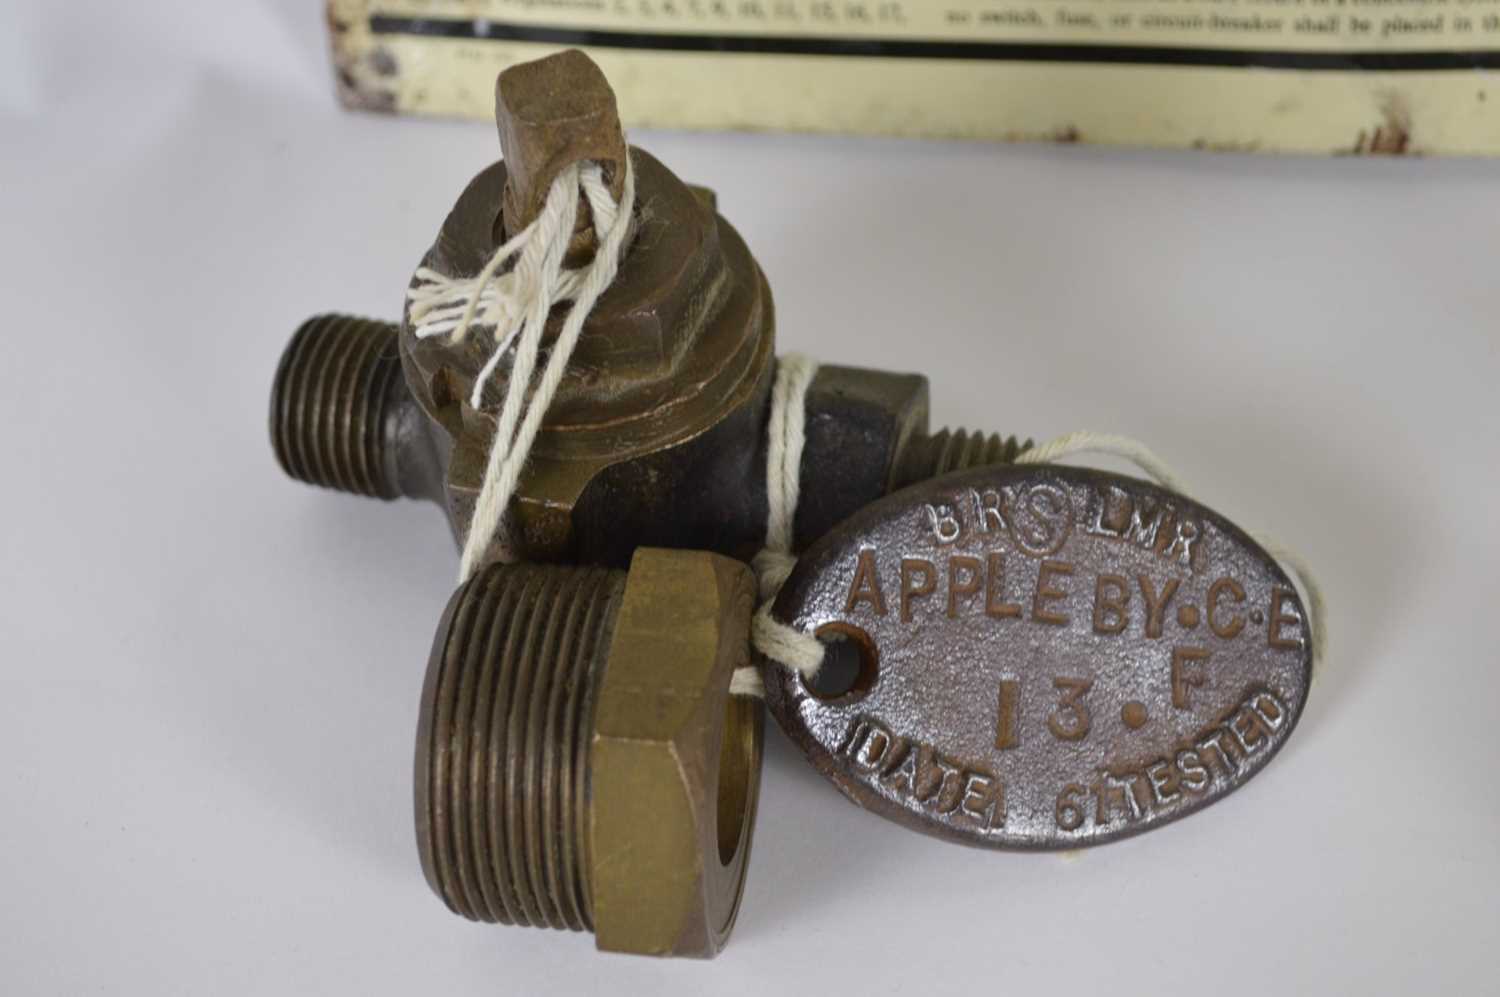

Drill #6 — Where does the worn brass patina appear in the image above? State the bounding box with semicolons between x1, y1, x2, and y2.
269;50;1039;960
269;50;1027;570
416;548;761;957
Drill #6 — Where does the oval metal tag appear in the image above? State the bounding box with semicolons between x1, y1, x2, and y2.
765;465;1313;849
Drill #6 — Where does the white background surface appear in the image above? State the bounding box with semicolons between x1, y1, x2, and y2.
2;3;1497;994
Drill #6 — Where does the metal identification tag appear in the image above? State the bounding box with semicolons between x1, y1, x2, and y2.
763;465;1313;849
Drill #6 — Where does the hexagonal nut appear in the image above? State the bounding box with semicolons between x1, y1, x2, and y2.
796;365;930;548
589;547;763;957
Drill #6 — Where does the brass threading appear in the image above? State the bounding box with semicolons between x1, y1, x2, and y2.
269;315;403;499
418;562;626;931
895;427;1031;489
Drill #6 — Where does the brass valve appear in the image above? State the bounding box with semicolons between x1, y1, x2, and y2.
270;50;1026;570
269;48;1031;958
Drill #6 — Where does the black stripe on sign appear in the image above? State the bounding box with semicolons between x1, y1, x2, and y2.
369;15;1500;71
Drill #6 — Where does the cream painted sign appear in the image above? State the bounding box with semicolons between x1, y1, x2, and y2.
329;0;1500;153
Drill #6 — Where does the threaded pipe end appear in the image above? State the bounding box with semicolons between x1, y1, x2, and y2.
416;562;627;933
894;427;1033;490
270;314;403;499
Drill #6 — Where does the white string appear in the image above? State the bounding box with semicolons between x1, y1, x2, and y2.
743;416;1328;696
732;355;825;698
406;157;636;582
1015;432;1190;496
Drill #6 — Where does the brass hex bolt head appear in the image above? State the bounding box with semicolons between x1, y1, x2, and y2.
589;548;762;956
415;548;762;958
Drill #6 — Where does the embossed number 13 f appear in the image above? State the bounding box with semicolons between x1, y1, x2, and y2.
995;676;1094;749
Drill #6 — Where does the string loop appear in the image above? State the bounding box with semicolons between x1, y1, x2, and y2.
407;158;637;581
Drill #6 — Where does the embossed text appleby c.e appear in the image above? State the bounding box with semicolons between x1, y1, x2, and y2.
764;465;1313;850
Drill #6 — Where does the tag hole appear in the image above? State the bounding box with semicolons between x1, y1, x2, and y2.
805;622;879;701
